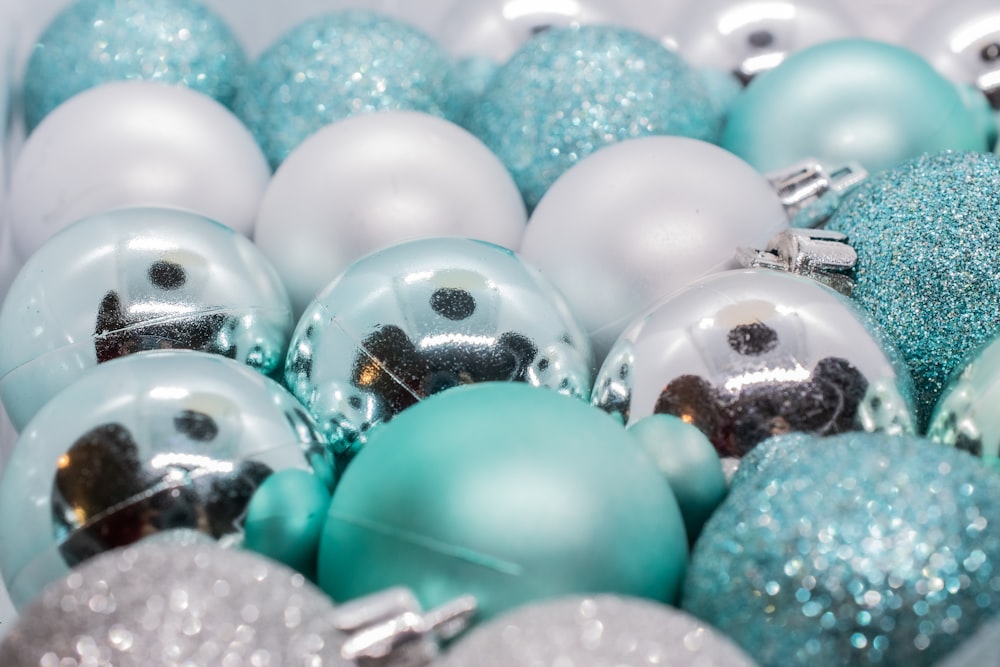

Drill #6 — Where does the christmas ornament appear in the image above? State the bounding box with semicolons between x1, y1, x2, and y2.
318;382;688;621
933;612;1000;667
904;0;1000;94
825;150;1000;428
519;135;789;363
234;9;457;168
21;0;246;131
254;111;527;316
683;431;1000;666
9;81;269;262
0;350;331;609
434;594;757;667
722;39;988;175
284;236;592;462
463;24;721;209
0;207;292;431
591;269;916;459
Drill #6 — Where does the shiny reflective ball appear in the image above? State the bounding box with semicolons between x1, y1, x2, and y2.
904;0;1000;88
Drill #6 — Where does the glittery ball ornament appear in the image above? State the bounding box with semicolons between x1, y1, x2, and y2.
284;237;592;463
463;24;721;209
319;382;688;621
0;350;331;609
722;39;988;175
0;541;349;666
683;431;1000;666
435;594;757;667
22;0;247;132
235;9;458;168
591;269;916;459
826;151;1000;428
0;208;293;431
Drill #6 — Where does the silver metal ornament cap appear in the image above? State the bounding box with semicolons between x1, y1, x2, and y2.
736;228;857;296
767;158;868;228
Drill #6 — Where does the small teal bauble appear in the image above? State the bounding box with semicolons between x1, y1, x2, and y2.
463;24;721;209
234;10;458;168
0;350;330;609
826;151;1000;429
23;0;247;132
722;39;988;175
683;431;1000;667
318;382;688;622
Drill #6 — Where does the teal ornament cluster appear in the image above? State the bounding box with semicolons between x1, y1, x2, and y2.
23;0;247;132
683;431;1000;666
826;151;1000;428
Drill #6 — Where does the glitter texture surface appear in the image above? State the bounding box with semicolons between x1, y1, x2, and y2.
463;24;722;209
23;0;247;131
235;10;457;168
0;540;348;666
826;151;1000;429
682;431;1000;666
435;594;758;667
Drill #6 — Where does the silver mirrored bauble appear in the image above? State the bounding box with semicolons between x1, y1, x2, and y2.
904;0;1000;90
285;237;592;462
0;350;330;609
0;207;293;431
591;269;915;459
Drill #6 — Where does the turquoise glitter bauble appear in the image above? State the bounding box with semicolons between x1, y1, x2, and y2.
826;151;1000;429
234;10;457;168
23;0;247;132
318;382;688;621
722;39;987;174
683;431;1000;666
463;24;721;209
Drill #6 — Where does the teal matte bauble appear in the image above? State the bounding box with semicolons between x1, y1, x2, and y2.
317;382;688;621
722;39;988;175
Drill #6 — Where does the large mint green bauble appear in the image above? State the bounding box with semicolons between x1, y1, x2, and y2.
722;39;988;175
318;382;687;621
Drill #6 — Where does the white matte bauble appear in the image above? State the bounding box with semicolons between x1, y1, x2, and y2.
254;111;527;316
519;136;789;365
904;0;1000;87
9;81;270;263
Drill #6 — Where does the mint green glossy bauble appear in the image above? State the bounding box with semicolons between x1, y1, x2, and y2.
722;39;988;175
318;382;687;621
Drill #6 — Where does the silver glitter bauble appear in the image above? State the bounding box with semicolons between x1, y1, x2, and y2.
434;594;757;667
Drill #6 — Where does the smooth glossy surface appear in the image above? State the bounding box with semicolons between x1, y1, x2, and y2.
254;111;527;316
318;382;688;621
904;0;1000;86
520;136;788;364
285;237;592;462
0;351;330;609
723;39;987;174
0;208;292;431
592;269;915;458
10;82;270;262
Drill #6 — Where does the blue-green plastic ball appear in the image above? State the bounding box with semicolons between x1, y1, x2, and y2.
683;431;1000;666
722;39;987;175
318;382;688;621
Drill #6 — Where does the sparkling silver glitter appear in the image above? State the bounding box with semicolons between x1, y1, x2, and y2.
235;10;457;167
463;24;722;209
826;151;1000;429
23;0;247;131
435;594;757;667
0;540;350;666
682;431;1000;666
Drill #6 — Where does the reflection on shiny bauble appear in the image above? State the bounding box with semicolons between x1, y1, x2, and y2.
0;351;329;609
0;208;292;431
591;269;915;459
0;541;346;666
904;0;1000;87
683;432;1000;666
435;594;757;667
285;237;592;462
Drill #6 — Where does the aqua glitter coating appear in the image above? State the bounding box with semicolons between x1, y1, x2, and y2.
826;151;1000;430
463;25;722;209
683;431;1000;667
23;0;247;132
235;10;458;168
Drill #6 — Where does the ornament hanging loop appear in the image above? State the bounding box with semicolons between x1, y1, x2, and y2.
767;158;867;228
737;228;857;295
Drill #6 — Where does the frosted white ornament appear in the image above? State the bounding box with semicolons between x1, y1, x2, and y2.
9;81;270;263
254;111;527;316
